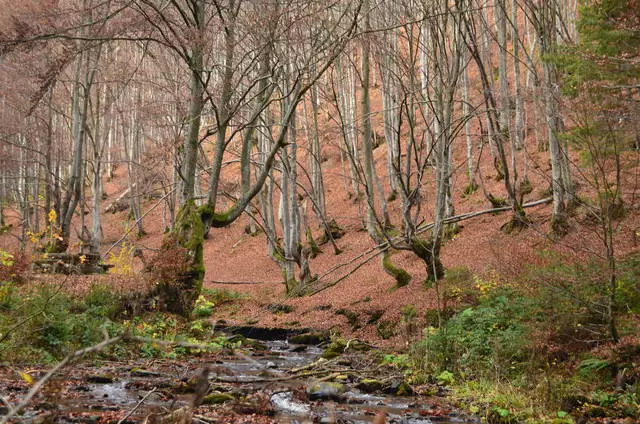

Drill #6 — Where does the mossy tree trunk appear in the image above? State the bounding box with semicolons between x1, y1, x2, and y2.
154;200;206;317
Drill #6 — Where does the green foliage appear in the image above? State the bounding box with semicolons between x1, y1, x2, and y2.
436;370;455;386
412;289;529;378
0;249;13;267
381;353;410;369
193;295;215;318
0;284;122;362
553;0;640;96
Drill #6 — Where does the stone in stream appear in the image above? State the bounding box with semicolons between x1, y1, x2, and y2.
307;382;345;401
356;378;385;393
384;379;414;396
85;374;115;384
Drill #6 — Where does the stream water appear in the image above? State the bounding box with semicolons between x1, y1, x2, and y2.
1;333;476;423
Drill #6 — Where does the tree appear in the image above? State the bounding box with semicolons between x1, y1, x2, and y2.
554;0;640;342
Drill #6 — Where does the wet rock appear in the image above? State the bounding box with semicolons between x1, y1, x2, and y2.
288;332;328;345
86;374;114;384
89;405;120;411
384;379;414;396
130;368;165;378
0;406;8;416
290;345;308;352
265;361;277;369
357;378;384;393
271;392;311;415
307;382;345;401
202;392;236;405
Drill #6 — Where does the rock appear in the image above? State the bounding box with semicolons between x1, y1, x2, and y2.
357;378;384;393
265;361;277;369
130;368;165;378
288;332;328;345
307;382;345;401
202;392;236;405
86;374;114;384
384;379;413;396
290;345;307;352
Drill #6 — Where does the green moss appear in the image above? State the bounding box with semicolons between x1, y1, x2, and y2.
382;250;412;287
322;338;347;359
306;228;322;258
156;200;207;317
409;237;444;282
202;392;235;405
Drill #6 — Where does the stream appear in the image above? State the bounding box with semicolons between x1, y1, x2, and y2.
1;330;475;423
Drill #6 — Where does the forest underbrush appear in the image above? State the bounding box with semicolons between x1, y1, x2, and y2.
405;253;640;423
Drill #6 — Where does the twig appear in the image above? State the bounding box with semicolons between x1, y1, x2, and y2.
117;387;157;424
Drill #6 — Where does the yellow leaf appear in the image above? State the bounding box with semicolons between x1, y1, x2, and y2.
19;371;33;385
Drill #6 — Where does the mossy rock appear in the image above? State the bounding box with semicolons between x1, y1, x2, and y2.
384;379;413;396
288;332;328;345
130;368;164;378
322;338;347;359
357;378;384;393
307;382;345;401
202;392;236;405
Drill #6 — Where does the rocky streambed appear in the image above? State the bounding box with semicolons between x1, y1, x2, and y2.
0;328;476;423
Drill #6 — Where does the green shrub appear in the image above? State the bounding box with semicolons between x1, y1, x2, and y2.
412;288;530;379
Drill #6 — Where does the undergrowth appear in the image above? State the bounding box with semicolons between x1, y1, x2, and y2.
0;279;247;364
409;253;640;423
